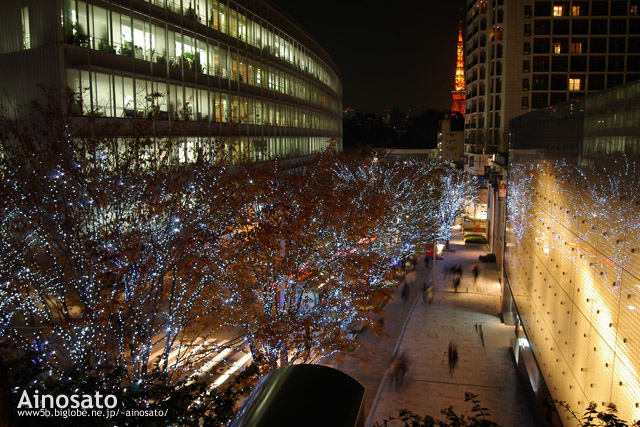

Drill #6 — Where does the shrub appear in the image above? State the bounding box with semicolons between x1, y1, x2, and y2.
465;235;488;244
479;253;496;263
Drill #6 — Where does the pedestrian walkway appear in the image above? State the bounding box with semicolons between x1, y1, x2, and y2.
322;224;536;426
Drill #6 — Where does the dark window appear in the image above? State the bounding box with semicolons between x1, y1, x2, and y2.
497;10;503;23
535;2;551;16
522;96;529;109
611;20;627;34
523;60;531;72
631;19;640;34
591;20;608;34
524;23;532;36
534;39;550;53
532;93;548;109
627;74;640;83
571;56;587;71
524;42;531;54
588;75;605;90
532;75;549;90
610;38;626;53
525;5;532;17
572;20;589;34
609;56;625;71
496;78;502;92
607;75;624;88
611;1;627;15
590;38;607;53
589;56;606;71
553;21;570;34
550;93;566;105
496;44;503;58
552;56;569;71
551;76;568;90
496;61;502;75
522;78;530;90
629;38;640;53
533;57;549;71
591;1;609;15
628;56;640;71
534;20;550;35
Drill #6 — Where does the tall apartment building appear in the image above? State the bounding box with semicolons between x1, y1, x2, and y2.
0;0;343;160
464;0;640;156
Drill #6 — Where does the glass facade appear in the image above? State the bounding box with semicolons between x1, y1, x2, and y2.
59;0;342;160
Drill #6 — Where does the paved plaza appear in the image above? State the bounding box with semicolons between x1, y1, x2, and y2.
322;224;537;426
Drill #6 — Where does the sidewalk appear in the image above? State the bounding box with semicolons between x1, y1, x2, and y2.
322;224;536;426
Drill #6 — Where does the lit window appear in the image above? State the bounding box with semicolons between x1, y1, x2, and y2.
569;78;581;91
572;6;581;16
21;6;30;49
553;5;563;16
571;42;582;53
554;43;562;54
632;5;639;16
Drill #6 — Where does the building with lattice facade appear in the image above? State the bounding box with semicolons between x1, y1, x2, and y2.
0;0;343;160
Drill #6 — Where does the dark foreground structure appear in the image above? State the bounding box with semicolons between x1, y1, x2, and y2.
230;364;365;427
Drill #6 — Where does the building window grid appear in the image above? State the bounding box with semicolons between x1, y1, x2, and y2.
62;0;340;96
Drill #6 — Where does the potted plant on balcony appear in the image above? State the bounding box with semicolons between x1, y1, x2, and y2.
120;40;133;57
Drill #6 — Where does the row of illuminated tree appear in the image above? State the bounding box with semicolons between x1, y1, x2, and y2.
0;94;478;424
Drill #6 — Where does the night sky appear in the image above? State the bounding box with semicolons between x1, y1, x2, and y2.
270;0;467;115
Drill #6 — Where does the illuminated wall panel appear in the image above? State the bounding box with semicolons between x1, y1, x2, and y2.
506;159;640;423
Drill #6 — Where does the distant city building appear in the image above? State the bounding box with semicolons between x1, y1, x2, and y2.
464;0;640;156
438;113;464;164
0;0;343;160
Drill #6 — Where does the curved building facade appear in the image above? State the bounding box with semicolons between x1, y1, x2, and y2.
0;0;343;159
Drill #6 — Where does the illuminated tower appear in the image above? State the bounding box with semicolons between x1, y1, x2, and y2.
451;22;465;116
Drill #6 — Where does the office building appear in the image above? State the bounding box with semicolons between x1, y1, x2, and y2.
0;0;343;160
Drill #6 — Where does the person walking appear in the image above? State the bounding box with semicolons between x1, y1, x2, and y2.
453;271;461;293
427;283;434;304
472;265;479;285
389;352;408;390
448;340;458;375
401;282;410;305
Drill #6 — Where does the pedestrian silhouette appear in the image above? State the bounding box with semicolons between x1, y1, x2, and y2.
453;272;461;293
448;340;458;375
401;282;410;305
427;283;434;304
472;265;479;284
390;352;409;390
